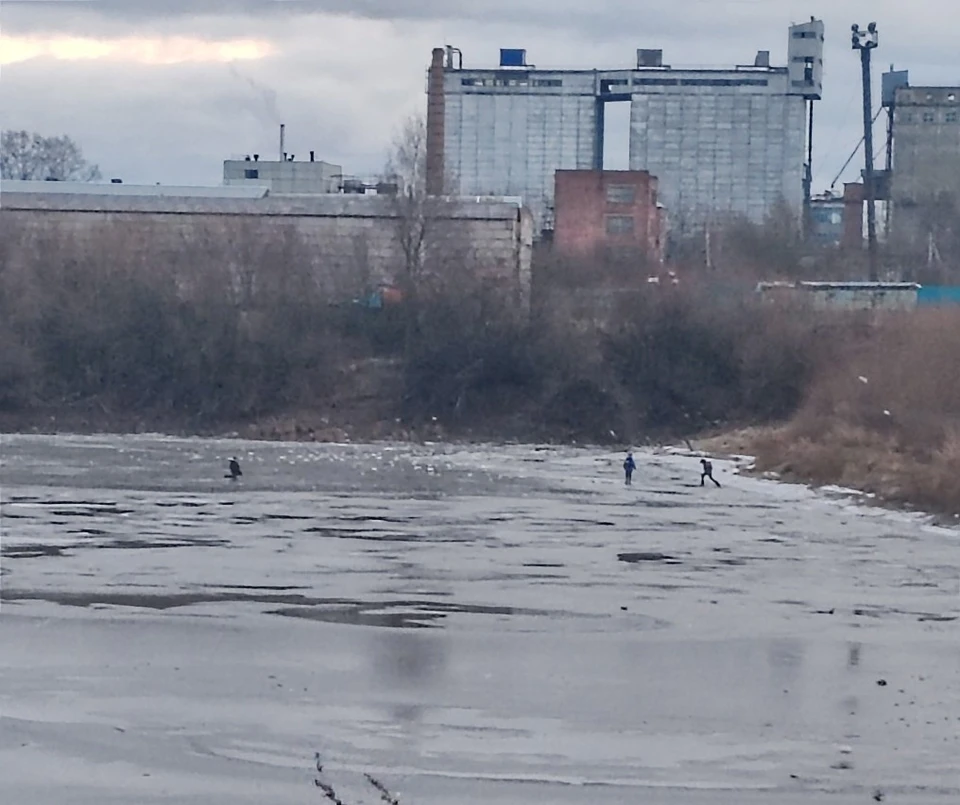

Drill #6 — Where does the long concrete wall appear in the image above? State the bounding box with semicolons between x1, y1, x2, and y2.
0;192;533;308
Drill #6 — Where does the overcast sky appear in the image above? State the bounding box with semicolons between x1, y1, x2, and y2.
1;0;957;190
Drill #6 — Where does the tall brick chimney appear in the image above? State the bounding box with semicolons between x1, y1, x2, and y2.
426;47;446;196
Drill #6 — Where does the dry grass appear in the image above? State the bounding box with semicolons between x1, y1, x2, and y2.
696;426;778;459
731;311;960;514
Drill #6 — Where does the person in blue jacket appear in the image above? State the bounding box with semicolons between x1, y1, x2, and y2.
623;452;636;485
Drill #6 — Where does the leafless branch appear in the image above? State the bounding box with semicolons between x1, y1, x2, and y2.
313;753;348;805
364;773;401;804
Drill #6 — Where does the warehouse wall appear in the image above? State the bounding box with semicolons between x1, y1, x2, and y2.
629;71;805;234
443;70;599;233
0;193;533;309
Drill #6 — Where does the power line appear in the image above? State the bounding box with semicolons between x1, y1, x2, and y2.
829;105;884;190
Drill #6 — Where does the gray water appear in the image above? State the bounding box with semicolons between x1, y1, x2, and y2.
1;433;958;804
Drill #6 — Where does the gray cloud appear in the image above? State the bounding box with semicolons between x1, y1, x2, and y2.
2;0;956;190
0;0;829;40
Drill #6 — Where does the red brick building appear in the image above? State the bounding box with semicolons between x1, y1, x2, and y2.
553;170;664;263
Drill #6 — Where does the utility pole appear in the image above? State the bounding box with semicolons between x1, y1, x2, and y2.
884;65;895;233
803;98;814;239
852;23;879;281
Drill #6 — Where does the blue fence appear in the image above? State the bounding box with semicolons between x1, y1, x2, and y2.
918;286;960;307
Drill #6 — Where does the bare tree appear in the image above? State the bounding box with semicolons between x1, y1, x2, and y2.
1;130;102;182
383;114;432;356
383;115;472;292
384;114;429;295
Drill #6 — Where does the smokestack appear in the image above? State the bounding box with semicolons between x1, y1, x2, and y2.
279;123;285;162
310;150;315;162
426;48;446;195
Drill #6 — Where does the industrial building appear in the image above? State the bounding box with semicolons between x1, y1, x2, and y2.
427;19;823;238
890;85;960;250
808;192;845;247
0;178;269;200
553;170;664;262
223;153;342;195
0;181;534;309
756;281;921;311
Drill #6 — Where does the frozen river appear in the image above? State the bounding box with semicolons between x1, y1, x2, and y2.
1;434;958;804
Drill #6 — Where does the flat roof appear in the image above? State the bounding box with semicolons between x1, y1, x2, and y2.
223;159;341;169
0;179;269;199
0;189;524;220
757;281;922;291
450;66;788;78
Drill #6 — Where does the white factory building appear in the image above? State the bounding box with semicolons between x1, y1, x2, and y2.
427;19;824;237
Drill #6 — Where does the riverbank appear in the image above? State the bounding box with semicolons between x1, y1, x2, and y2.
0;406;561;447
4;407;958;520
696;425;960;519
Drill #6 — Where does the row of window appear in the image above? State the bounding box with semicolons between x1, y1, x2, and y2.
632;77;770;87
461;77;563;87
461;76;772;89
900;111;960;124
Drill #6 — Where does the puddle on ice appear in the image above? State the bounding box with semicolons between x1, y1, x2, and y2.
617;552;681;564
265;600;539;629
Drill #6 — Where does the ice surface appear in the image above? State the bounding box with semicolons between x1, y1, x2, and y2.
1;434;958;804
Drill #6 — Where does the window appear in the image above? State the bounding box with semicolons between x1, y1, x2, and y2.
532;78;562;87
923;112;935;123
606;184;636;204
947;112;958;123
244;168;259;179
633;77;767;87
692;78;766;87
634;77;679;86
605;215;635;235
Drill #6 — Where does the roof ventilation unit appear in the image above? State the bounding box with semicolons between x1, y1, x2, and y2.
499;48;527;67
637;49;663;68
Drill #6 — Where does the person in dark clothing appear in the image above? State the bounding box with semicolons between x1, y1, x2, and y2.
623;452;636;485
226;456;242;480
700;458;720;487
